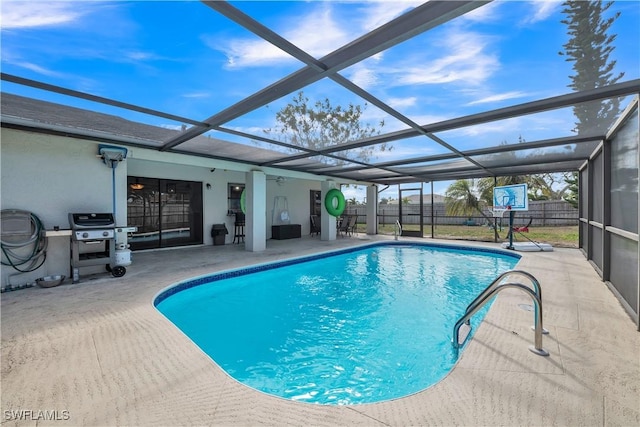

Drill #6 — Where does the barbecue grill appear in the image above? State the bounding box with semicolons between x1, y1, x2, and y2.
69;213;126;282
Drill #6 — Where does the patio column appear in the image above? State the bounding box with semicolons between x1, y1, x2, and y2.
366;184;378;235
320;181;337;241
245;170;266;252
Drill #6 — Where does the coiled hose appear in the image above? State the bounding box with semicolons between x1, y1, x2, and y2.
1;210;48;272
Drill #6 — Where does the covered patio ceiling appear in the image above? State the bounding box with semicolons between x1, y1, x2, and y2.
1;1;639;185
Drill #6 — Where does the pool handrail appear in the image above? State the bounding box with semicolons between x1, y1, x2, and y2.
394;220;402;240
463;270;546;335
453;282;549;356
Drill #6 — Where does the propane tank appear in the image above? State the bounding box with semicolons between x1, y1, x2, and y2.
114;242;132;266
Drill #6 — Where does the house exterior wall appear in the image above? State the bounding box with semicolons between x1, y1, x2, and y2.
1;128;336;287
1;128;118;226
267;178;317;237
1;128;119;286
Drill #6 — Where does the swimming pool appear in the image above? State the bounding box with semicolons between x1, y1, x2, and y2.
155;242;519;405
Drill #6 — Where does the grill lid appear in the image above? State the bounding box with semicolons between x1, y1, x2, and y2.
68;213;115;229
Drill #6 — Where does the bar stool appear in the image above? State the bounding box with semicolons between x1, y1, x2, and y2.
233;212;245;244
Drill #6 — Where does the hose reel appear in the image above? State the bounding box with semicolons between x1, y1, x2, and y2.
0;209;48;273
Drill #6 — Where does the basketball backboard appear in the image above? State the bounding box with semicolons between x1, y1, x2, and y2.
493;184;528;211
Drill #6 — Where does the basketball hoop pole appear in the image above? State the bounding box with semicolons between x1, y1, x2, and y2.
507;206;515;250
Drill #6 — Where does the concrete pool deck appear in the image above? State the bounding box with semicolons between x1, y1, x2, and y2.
1;235;638;426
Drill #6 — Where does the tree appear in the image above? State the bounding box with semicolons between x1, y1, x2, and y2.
445;180;480;216
560;1;625;205
560;1;624;135
563;172;579;208
264;91;389;164
444;179;495;225
473;138;569;203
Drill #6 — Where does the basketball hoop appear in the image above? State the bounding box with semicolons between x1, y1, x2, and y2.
492;206;510;218
492;209;506;218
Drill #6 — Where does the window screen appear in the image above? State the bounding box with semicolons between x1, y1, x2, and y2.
609;234;639;313
591;226;603;271
610;108;639;233
592;152;604;224
580;167;589;220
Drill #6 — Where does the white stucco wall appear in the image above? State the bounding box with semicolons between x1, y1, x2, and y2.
1;127;348;287
266;178;318;237
1;129;122;226
1;129;127;286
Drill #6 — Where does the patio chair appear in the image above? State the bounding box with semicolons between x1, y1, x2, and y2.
310;215;321;236
337;215;350;237
339;215;358;237
347;214;358;236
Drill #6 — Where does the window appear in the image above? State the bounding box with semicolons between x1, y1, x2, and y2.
310;190;322;216
127;177;203;250
228;183;245;214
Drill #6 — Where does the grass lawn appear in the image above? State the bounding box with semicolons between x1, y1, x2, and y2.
377;224;579;248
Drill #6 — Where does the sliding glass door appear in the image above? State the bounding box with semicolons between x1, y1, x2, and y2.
127;177;202;250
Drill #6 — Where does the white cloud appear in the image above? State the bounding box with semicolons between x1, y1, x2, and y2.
182;92;211;99
461;1;502;23
125;51;160;62
231;39;293;67
212;5;350;68
208;1;425;70
454;119;522;138
410;112;453;126
348;65;380;89
10;60;65;77
435;109;575;148
1;2;88;29
522;1;560;24
387;96;417;109
356;1;423;32
285;6;349;57
393;30;498;86
466;91;529;106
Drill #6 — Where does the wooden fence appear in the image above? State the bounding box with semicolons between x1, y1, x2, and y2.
346;200;578;227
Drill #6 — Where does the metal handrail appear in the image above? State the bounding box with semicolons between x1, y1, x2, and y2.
453;282;549;356
464;270;546;334
394;220;402;240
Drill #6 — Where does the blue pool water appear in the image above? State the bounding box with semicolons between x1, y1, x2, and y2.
155;242;519;405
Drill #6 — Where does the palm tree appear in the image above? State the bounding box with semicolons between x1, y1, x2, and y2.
445;180;487;217
445;179;500;240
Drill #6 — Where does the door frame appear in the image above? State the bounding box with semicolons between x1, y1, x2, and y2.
398;184;424;237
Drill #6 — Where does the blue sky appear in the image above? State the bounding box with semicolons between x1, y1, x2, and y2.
1;0;639;200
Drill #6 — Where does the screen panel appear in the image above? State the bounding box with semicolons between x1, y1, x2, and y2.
580;167;589;220
592;152;604;224
609;234;639;314
591;226;603;271
610;108;639;233
580;221;588;251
